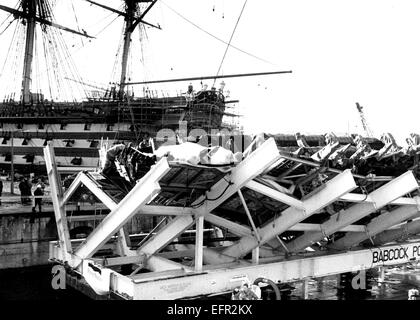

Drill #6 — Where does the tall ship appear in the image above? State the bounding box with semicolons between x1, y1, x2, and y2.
3;1;420;302
0;0;236;176
0;0;243;270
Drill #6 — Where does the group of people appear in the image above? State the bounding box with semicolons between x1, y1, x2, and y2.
231;282;261;300
102;134;156;186
18;177;45;213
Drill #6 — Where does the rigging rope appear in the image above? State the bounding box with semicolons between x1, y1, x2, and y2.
1;0;121;101
34;23;40;97
0;19;13;36
110;23;125;89
161;0;275;67
0;17;24;99
0;0;20;32
0;18;20;79
214;0;248;86
0;12;12;32
41;31;54;99
70;13;120;53
71;0;84;47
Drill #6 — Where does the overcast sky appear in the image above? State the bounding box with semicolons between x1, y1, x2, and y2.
1;0;420;143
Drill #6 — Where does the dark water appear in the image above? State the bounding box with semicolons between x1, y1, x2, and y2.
0;264;89;300
0;264;418;300
289;268;420;300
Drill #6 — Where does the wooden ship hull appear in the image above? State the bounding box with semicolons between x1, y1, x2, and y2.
0;92;227;174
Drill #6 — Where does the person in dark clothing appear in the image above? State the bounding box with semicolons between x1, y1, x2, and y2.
231;288;240;300
102;144;133;191
19;178;33;204
32;183;44;213
102;144;125;178
0;179;3;205
19;178;26;204
139;133;151;151
25;179;32;204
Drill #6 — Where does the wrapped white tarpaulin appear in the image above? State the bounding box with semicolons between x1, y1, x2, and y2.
155;142;242;166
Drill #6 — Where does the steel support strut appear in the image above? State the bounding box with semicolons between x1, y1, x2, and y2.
218;169;357;261
286;171;418;252
246;180;304;210
196;137;281;213
329;202;420;249
137;215;194;256
75;158;170;259
372;219;420;245
44;143;72;258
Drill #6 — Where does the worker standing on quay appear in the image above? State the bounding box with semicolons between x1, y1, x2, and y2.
19;178;27;204
32;182;44;213
25;178;32;204
19;177;32;205
0;179;3;205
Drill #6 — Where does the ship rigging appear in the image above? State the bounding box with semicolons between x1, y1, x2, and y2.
0;0;237;173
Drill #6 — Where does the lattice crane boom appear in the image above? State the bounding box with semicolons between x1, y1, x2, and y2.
355;102;374;138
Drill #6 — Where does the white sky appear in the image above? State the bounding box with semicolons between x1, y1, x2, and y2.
1;0;420;144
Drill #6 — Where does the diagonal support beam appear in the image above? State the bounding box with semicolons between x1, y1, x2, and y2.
63;171;192;257
200;138;281;249
237;189;260;241
138;206;194;216
219;169;357;260
246;180;304;210
61;172;84;206
257;177;292;194
79;174;118;210
75;158;170;259
137;215;194;256
205;213;253;237
75;173;130;254
205;213;367;239
202;247;252;265
372;219;420;245
329;202;420;250
196;138;281;213
286;171;419;252
44;143;72;257
65;171;194;216
340;193;420;206
146;256;190;273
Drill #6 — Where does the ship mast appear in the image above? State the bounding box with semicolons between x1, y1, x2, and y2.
119;0;136;99
119;0;159;100
84;0;159;100
21;0;37;104
0;0;94;104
